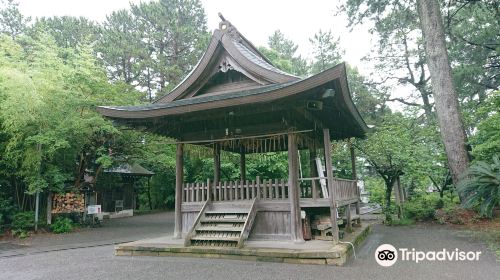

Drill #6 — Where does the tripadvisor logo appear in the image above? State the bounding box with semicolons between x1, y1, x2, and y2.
375;244;482;267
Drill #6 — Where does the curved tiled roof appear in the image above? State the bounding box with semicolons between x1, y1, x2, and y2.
232;40;297;77
153;19;298;104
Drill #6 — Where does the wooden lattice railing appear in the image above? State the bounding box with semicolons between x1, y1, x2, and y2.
182;177;288;202
182;176;358;203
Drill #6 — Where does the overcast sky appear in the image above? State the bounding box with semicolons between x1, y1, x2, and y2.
16;0;375;75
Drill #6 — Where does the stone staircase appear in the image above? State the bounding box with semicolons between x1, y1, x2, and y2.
185;199;257;248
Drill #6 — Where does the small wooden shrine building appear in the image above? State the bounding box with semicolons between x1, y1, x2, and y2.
100;163;155;212
98;16;368;247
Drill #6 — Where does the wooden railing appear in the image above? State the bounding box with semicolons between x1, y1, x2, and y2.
182;180;211;203
331;178;358;202
182;177;358;203
299;177;358;202
182;177;288;203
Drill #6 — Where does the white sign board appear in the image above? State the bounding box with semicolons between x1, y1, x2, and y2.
87;205;101;214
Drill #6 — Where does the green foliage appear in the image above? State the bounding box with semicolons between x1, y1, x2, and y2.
365;177;386;205
50;217;74;234
404;194;440;221
259;30;308;77
403;192;461;221
11;211;34;237
0;197;16;225
247;153;289;180
98;0;210;100
309;29;343;75
0;0;30;38
347;65;388;126
31;16;98;48
357;114;448;222
447;1;499;126
470;92;500;162
340;0;497;132
457;156;500;218
0;33;141;194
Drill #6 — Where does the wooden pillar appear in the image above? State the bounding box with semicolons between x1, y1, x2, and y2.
207;178;212;202
174;143;184;239
309;147;318;200
213;143;221;185
240;146;246;181
46;192;52;225
349;139;357;180
323;129;339;243
288;133;304;243
349;139;361;223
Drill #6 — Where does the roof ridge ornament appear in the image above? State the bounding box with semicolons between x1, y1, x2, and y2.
218;12;240;41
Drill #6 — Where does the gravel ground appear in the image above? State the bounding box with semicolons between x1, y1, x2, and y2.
0;213;498;280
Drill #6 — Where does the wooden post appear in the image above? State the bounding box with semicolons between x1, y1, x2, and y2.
214;143;221;185
240;146;246;181
256;176;261;200
46;192;52;225
323;129;339;243
288;133;304;243
174;143;184;239
309;147;318;200
349;139;361;224
207;178;211;202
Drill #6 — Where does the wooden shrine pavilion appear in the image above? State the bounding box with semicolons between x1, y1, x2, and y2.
98;16;369;247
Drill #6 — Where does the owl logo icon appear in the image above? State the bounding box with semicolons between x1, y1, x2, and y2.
375;244;398;266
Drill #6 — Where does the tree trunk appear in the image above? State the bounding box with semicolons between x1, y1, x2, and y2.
147;180;153;211
416;0;470;185
384;179;394;223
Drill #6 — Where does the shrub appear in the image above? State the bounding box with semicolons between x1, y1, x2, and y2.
12;211;35;231
0;197;17;226
457;156;500;218
435;207;480;225
404;194;442;221
50;217;74;234
11;211;35;238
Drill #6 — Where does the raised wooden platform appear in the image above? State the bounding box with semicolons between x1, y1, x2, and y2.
115;222;371;266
